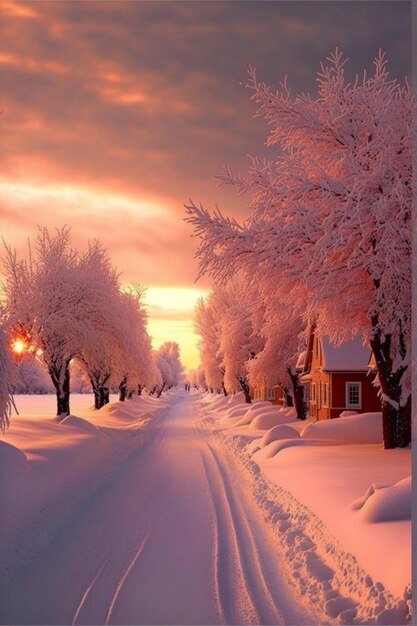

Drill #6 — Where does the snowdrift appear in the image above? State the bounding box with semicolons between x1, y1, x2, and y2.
249;408;297;430
260;423;300;447
300;411;383;444
0;394;167;585
351;475;411;523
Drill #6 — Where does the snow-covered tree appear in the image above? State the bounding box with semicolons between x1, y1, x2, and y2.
248;294;307;418
3;227;84;416
194;296;225;393
186;51;413;448
3;228;154;416
0;323;15;431
13;353;54;394
153;342;183;396
116;286;154;401
196;276;263;403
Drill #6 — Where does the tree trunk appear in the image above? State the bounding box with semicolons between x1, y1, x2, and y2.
370;319;410;448
90;373;111;409
157;382;166;398
221;381;228;397
49;360;71;418
238;377;251;403
287;367;307;420
127;390;133;399
93;387;101;409
101;387;110;406
119;377;127;402
279;385;293;407
138;384;142;396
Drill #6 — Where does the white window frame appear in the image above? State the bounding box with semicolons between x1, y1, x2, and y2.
323;382;329;408
345;381;362;409
267;387;275;401
311;382;316;402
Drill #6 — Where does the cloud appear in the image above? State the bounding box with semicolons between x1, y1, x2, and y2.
0;0;410;366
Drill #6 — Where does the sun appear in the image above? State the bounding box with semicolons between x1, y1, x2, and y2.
11;338;28;355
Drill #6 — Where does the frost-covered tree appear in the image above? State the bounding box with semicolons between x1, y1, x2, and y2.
3;228;150;416
117;286;154;402
186;51;413;448
13;353;54;394
3;228;86;416
0;323;15;431
194;296;225;393
153;342;183;396
74;241;125;408
248;294;307;418
196;276;262;403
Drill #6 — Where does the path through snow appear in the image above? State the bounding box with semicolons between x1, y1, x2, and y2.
0;391;316;625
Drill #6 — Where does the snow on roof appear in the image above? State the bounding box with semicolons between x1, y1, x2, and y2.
295;350;306;371
321;335;371;371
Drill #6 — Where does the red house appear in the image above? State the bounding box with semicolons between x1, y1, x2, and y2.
251;384;283;405
300;327;381;420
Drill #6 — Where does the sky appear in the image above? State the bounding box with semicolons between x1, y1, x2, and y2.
0;0;411;369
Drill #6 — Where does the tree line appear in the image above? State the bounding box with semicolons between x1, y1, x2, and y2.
0;226;182;429
186;51;413;449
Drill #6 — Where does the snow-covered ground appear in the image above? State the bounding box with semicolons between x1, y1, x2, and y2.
198;391;411;625
0;390;317;625
11;392;118;417
0;390;411;625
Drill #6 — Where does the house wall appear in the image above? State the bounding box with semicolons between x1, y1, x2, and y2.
309;371;331;420
330;372;381;417
251;385;284;405
307;335;381;419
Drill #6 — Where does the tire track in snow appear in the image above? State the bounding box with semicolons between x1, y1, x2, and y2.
200;449;259;625
72;561;108;625
104;530;150;625
206;442;285;625
200;439;284;625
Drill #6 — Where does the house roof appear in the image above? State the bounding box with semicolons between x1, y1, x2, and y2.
295;350;307;371
321;335;372;372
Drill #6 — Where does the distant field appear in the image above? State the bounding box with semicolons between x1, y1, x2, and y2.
12;394;119;418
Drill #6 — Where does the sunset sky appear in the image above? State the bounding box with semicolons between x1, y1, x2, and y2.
0;0;410;369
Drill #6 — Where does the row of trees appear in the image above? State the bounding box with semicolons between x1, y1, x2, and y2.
193;274;306;418
0;227;183;429
186;51;413;449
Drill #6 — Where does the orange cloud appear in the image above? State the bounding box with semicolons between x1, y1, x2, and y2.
0;1;39;19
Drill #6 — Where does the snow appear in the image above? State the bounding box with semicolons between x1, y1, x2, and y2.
351;476;412;523
300;411;383;443
1;390;411;624
0;391;319;625
261;423;301;447
200;391;411;623
295;350;306;370
249;407;297;430
0;392;167;592
321;335;372;371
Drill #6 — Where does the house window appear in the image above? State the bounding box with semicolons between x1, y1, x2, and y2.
346;382;361;409
323;382;329;407
267;388;275;401
311;382;316;402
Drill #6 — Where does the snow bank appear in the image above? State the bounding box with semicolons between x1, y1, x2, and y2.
205;393;411;618
351;476;411;523
260;424;301;447
233;403;277;427
0;394;166;585
250;408;297;430
300;412;383;444
219;432;411;624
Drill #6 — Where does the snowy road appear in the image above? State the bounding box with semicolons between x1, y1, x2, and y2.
1;392;315;625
